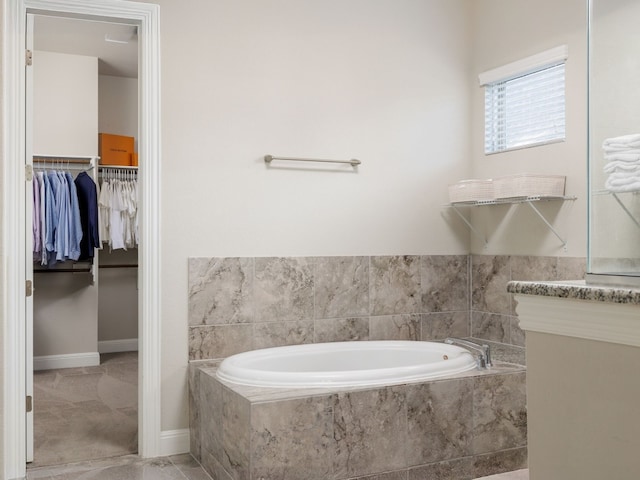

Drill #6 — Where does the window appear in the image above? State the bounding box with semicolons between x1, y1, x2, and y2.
480;46;568;155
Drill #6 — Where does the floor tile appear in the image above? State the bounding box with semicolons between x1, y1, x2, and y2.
27;454;214;480
32;352;138;467
475;468;529;480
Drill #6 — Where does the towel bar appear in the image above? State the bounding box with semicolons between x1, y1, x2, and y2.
264;155;361;167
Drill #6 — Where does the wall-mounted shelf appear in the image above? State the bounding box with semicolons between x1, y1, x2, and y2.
445;195;577;249
592;189;640;230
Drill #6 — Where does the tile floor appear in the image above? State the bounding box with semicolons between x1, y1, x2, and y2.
477;469;529;480
31;352;138;467
27;456;528;480
26;454;212;480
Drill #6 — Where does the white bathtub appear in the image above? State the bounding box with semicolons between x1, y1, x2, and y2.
215;340;478;388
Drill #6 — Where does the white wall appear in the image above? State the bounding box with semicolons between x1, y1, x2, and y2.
469;0;588;257
33;50;98;156
33;273;98;357
99;74;138;149
152;0;473;431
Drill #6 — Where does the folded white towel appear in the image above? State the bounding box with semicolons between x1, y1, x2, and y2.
603;133;640;149
604;161;640;174
605;174;640;187
605;180;640;193
604;153;640;163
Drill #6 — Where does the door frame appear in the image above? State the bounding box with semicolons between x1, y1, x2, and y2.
2;1;162;477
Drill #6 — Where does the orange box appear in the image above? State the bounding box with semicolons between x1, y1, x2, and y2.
130;153;139;166
99;133;135;166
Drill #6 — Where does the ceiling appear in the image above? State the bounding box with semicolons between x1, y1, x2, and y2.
34;15;138;78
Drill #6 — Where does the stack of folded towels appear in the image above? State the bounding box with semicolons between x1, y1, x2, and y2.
603;133;640;193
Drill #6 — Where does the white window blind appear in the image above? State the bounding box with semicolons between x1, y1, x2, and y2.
483;51;566;155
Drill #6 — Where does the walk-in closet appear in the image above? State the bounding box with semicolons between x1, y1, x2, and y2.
28;14;140;467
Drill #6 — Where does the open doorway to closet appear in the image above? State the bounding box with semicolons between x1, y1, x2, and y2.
28;14;140;467
3;1;160;476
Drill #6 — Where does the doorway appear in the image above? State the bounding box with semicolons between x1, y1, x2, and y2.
2;1;161;478
28;13;140;467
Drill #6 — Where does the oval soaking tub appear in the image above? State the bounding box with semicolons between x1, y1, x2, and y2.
215;340;478;388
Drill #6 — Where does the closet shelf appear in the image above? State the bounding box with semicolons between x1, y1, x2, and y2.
34;267;92;274
445;195;577;250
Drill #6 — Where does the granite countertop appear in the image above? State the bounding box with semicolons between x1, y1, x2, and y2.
507;279;640;305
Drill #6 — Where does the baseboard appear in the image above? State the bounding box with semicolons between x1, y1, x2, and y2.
160;429;190;456
33;352;100;371
98;338;139;353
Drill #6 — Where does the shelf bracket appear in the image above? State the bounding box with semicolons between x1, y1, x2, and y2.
450;205;487;247
611;193;640;230
524;200;568;249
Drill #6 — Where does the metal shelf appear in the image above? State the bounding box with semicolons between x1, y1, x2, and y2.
592;190;640;230
446;195;577;249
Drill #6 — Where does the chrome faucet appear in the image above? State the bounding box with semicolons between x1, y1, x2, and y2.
444;338;492;369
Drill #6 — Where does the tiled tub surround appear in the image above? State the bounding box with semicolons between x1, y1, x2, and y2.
188;256;471;360
187;254;583;478
188;255;585;362
190;361;527;480
470;255;586;352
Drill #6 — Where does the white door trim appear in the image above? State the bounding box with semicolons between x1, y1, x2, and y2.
2;1;162;478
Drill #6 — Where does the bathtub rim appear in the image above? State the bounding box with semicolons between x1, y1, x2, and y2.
215;340;479;388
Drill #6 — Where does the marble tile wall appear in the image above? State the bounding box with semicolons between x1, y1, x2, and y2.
187;255;582;479
188;255;585;362
192;364;527;480
471;255;586;350
188;255;470;361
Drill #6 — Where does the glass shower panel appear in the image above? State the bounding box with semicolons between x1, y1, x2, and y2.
589;0;640;281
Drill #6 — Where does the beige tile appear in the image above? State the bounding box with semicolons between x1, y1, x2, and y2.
314;316;370;343
333;386;408;478
250;395;336;480
473;373;527;455
422;254;469;312
35;455;203;479
32;352;138;468
188;257;254;326
370;256;422;315
369;314;421;340
475;468;529;480
314;256;370;318
406;378;473;465
253;257;314;323
421;311;470;340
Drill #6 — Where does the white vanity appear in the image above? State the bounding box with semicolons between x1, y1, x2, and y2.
509;280;640;480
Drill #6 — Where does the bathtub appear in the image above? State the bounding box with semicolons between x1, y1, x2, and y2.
193;341;528;479
215;340;478;388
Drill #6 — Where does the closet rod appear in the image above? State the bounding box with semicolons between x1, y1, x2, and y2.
33;155;98;164
264;155;361;167
98;165;138;170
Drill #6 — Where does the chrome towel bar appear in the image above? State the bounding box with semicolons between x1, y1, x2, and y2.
264;155;361;167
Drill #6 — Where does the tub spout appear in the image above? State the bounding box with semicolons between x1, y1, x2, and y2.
444;338;492;369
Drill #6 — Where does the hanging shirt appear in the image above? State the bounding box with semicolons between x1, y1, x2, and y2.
32;173;41;256
109;180;126;250
99;179;111;247
65;172;83;261
53;171;70;262
36;172;47;265
74;171;100;261
44;171;59;263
